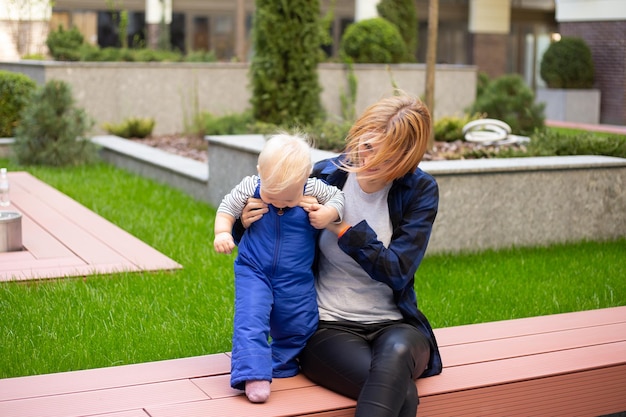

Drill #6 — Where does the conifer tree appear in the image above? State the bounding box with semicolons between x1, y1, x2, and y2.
249;0;323;126
14;80;98;166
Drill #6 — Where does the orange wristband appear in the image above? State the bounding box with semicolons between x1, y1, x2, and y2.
338;225;351;238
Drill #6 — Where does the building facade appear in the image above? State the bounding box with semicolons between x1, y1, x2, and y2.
1;0;624;125
555;0;626;125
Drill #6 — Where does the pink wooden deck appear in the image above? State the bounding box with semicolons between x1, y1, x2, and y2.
0;306;624;417
0;171;181;282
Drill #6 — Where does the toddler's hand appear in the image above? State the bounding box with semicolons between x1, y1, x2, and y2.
214;232;235;254
307;204;337;229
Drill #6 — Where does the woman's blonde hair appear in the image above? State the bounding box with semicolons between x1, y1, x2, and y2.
257;132;312;193
341;93;431;182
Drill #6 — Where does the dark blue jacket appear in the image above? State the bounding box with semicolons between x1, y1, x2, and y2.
312;156;442;378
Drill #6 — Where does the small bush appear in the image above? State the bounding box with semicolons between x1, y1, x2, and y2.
13;80;98;166
184;50;217;63
197;111;258;136
21;53;47;60
460;128;626;160
0;71;37;137
102;117;155;138
377;0;418;61
195;110;349;152
300;118;352;152
98;47;136;62
466;74;545;136
339;18;407;64
434;114;482;142
540;37;595;89
133;48;182;62
46;25;86;61
527;129;626;158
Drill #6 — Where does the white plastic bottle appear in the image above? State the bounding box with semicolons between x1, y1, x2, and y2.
0;168;10;207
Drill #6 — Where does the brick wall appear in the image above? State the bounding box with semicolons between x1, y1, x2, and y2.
560;21;626;126
472;33;508;79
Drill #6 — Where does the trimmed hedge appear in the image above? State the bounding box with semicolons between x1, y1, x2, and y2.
339;18;407;64
540;37;595;89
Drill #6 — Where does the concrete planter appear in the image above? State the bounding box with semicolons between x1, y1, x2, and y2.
536;88;601;124
3;136;624;254
204;135;626;254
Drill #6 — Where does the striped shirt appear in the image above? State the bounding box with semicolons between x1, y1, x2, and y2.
217;175;344;221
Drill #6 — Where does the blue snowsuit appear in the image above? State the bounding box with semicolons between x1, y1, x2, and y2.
230;184;319;390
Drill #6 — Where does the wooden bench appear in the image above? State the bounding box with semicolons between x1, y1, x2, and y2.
1;306;624;417
0;171;181;282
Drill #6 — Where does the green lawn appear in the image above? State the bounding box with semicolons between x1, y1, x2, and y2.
0;160;624;379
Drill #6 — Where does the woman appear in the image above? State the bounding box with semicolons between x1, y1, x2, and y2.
237;93;442;416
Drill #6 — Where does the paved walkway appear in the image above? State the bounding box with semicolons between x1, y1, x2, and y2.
545;119;626;135
0;171;181;282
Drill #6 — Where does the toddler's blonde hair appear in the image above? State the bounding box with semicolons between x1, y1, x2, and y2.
257;132;313;193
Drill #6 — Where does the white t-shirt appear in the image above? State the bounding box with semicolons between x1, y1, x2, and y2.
316;173;402;323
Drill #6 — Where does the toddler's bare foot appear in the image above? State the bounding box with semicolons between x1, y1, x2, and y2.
245;379;270;403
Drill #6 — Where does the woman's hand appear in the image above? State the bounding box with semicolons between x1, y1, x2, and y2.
241;198;268;228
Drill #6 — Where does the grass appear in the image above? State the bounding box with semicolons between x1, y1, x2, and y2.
0;159;625;379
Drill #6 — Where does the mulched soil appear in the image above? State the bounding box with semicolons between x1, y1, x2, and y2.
131;134;526;163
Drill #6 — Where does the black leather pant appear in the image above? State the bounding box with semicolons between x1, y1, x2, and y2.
299;320;431;417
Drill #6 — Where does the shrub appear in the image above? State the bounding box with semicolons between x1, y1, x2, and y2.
527;129;626;158
434;114;482;142
540;37;595;89
13;80;98;166
198;111;256;135
102;117;155;138
466;74;545;136
377;0;418;61
21;53;47;60
97;47;136;62
0;71;37;137
46;25;86;61
250;0;324;126
184;50;217;63
476;71;490;98
133;48;182;62
339;18;407;64
301;118;352;152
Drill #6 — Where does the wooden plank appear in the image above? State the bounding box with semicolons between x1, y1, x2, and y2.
434;305;626;346
418;341;626;395
0;353;231;401
20;214;75;259
0;171;181;281
89;411;150;417
149;342;626;417
0;250;34;263
1;263;139;281
12;186;139;266
146;385;356;417
9;172;181;271
1;308;624;417
440;321;626;367
191;373;318;400
419;365;626;417
0;256;87;281
0;379;209;417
